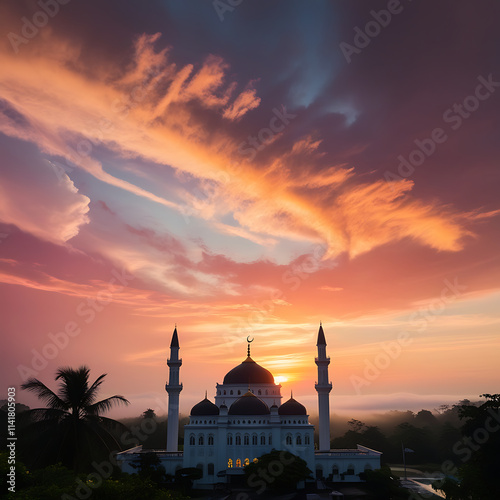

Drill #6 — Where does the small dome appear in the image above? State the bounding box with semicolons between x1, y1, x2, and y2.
278;397;307;415
229;391;270;415
223;356;274;385
190;397;219;416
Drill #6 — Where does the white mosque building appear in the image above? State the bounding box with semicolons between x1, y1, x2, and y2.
117;325;381;488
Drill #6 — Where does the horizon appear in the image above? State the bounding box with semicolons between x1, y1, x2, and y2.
1;1;499;426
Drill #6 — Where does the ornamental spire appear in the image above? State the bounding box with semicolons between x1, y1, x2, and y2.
246;335;254;357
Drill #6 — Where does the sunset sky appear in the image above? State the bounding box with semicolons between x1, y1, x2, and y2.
1;0;499;421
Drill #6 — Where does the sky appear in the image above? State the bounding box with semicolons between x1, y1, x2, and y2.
1;0;499;421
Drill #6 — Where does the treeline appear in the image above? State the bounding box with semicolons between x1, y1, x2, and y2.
329;401;474;465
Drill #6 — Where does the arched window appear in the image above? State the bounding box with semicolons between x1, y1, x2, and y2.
244;458;250;466
258;390;261;395
305;434;310;445
208;435;214;445
198;435;204;446
223;390;226;395
236;458;242;467
252;434;258;445
268;434;272;445
235;435;241;445
332;465;339;476
260;434;266;445
230;390;233;395
253;458;258;463
189;435;195;446
238;390;241;395
208;463;214;475
347;464;355;475
227;434;233;445
296;435;302;445
286;434;292;445
228;458;233;468
244;435;249;446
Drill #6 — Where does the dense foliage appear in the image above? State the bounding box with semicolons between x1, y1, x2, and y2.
19;366;130;472
434;394;500;500
244;449;312;493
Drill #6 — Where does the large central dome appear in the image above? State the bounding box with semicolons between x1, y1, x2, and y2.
223;356;275;385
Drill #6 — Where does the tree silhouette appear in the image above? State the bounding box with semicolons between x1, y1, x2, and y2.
437;394;500;500
20;365;129;472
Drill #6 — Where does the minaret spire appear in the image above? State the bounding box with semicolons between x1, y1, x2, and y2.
315;323;332;450
166;325;182;452
246;335;253;358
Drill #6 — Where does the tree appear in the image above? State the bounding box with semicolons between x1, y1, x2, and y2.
437;394;500;500
244;449;312;493
130;451;167;486
142;408;157;419
348;418;366;432
20;365;129;472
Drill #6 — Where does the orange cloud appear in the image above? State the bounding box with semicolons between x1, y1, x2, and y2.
0;30;481;262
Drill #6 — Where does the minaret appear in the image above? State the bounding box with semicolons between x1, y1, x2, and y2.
315;323;332;450
166;326;182;452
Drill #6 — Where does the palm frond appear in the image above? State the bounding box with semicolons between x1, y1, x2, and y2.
21;379;67;410
24;408;68;423
86;395;130;415
55;366;93;414
82;373;107;406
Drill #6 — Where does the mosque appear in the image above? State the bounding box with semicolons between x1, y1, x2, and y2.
117;325;381;488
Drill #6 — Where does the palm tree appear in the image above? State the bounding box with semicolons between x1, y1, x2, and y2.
21;365;130;472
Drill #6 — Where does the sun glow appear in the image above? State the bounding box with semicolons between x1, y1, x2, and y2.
274;376;288;384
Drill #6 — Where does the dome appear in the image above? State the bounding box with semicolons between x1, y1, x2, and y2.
190;397;219;416
228;391;270;415
223;356;274;385
278;397;307;415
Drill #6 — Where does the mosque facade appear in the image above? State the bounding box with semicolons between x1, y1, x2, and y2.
117;326;381;488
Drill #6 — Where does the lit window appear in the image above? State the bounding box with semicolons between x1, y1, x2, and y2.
253;458;258;463
236;458;242;467
244;458;250;466
228;458;233;468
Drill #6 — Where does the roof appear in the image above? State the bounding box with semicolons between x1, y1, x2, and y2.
223;356;274;385
316;324;326;346
190;397;219;416
170;327;179;348
228;391;270;415
278;396;307;415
